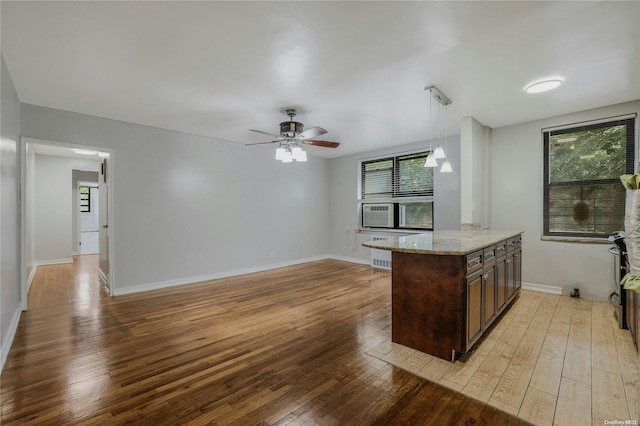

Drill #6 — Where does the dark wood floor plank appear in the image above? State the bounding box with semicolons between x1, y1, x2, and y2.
1;256;529;424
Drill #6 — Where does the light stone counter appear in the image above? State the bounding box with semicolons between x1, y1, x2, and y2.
362;229;523;255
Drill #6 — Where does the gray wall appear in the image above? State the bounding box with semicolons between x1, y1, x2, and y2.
491;100;640;300
32;154;100;262
328;136;461;261
1;54;22;368
21;104;331;293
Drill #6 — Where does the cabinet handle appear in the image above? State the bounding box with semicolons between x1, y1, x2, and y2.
482;273;488;279
506;259;511;263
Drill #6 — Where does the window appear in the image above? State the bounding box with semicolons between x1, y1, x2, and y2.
80;186;91;213
543;116;636;239
360;151;434;230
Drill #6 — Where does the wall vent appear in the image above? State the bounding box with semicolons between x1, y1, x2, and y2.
370;236;392;270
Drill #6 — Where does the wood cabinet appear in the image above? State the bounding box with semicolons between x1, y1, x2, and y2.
391;234;522;361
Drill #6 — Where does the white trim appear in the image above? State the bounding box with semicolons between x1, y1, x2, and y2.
113;255;329;296
326;255;371;265
72;251;79;256
35;258;73;266
97;268;108;285
26;264;38;293
521;281;563;295
1;306;22;373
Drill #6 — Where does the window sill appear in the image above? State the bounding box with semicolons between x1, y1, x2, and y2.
541;235;611;244
360;228;428;235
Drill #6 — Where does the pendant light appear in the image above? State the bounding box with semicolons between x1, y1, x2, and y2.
424;85;453;172
424;93;437;168
440;101;453;173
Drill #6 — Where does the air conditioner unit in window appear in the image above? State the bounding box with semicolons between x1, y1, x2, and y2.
362;203;396;228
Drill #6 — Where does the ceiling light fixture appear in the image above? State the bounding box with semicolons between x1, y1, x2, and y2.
524;78;563;94
275;141;307;163
424;85;452;173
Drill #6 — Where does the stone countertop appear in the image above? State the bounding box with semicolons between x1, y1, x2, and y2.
361;229;523;255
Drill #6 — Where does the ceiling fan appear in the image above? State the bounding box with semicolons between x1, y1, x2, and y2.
246;108;340;162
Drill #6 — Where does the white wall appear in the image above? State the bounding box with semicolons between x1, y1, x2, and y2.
491;100;640;300
20;104;331;293
1;53;22;370
328;136;461;262
33;154;100;262
460;117;491;227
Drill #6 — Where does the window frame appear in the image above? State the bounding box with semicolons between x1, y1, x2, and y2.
358;150;435;231
542;115;636;240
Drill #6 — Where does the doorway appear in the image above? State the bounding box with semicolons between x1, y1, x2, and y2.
20;137;115;310
78;182;99;255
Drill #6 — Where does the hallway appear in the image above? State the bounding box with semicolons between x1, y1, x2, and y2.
27;255;108;309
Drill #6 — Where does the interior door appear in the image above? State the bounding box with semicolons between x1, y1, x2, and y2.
98;158;109;288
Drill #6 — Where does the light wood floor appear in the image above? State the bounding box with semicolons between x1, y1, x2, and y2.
1;257;530;425
368;291;640;425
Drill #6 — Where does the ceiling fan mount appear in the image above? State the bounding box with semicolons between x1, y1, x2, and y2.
279;108;303;137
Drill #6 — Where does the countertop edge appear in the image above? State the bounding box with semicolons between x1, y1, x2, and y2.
362;230;523;255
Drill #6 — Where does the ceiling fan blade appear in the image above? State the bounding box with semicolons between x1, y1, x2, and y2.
249;129;283;139
245;140;281;146
301;140;340;148
297;126;327;139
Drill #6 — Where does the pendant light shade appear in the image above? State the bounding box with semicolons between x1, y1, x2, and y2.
440;160;452;173
275;147;286;160
433;145;446;159
424;153;438;167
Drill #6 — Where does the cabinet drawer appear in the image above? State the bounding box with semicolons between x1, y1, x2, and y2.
506;238;516;252
496;242;507;258
466;251;483;274
483;246;496;265
514;235;522;249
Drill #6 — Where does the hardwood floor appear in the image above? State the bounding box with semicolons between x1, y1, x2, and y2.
368;292;640;425
0;258;531;425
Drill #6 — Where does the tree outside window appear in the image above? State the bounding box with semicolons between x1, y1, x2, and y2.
543;117;636;238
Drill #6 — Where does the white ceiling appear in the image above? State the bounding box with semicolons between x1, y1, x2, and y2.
2;1;639;158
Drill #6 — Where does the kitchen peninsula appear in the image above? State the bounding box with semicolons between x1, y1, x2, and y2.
363;230;523;361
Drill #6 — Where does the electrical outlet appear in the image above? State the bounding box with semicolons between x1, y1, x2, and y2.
270;251;276;258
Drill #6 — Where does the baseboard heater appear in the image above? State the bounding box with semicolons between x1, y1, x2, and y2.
370;236;392;270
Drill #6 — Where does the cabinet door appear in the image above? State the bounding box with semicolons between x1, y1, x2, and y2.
514;249;522;292
466;271;483;348
483;265;497;328
506;253;515;300
496;256;506;311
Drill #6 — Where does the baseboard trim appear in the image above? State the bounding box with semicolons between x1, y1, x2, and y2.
325;255;370;265
35;258;73;266
97;268;108;285
521;281;563;295
27;263;38;293
113;255;332;296
1;307;23;373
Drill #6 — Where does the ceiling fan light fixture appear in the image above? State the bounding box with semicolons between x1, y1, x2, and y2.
440;160;453;173
275;147;286;160
281;150;293;163
291;146;303;160
524;78;563;94
297;150;307;162
433;145;446;159
424;153;438;168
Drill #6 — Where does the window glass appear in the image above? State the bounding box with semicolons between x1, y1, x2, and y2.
543;117;635;238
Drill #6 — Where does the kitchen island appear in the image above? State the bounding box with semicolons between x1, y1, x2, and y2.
363;230;523;361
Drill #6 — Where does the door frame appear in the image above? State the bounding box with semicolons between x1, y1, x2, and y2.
19;137;116;309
